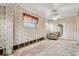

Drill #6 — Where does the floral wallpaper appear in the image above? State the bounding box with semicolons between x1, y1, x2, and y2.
5;6;13;55
13;5;46;45
0;6;6;49
0;5;13;55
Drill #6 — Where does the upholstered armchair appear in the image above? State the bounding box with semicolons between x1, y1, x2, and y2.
47;32;59;40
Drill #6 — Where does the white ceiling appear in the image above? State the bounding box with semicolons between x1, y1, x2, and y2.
19;3;79;19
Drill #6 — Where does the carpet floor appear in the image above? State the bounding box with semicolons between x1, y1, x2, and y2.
11;39;79;56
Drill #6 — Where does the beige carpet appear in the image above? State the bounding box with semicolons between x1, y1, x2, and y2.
11;39;79;56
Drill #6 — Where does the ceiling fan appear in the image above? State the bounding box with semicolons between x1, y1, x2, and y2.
48;4;61;20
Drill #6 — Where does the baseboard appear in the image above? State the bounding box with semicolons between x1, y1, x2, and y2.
13;37;45;50
19;43;24;48
0;48;6;55
0;49;3;55
0;37;45;55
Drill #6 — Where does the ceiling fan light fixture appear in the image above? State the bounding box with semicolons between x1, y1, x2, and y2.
53;17;58;20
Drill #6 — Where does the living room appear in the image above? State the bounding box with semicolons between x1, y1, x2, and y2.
0;3;79;56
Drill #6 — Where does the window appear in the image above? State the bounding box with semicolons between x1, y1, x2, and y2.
23;13;38;29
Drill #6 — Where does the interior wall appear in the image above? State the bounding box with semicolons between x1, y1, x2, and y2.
6;6;14;55
50;21;58;32
13;5;46;45
0;5;14;55
77;15;79;42
0;4;46;55
0;6;6;49
61;17;76;40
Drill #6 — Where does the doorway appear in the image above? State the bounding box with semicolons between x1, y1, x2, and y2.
58;24;63;37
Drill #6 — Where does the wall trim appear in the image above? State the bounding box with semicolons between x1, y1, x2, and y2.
13;37;45;50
